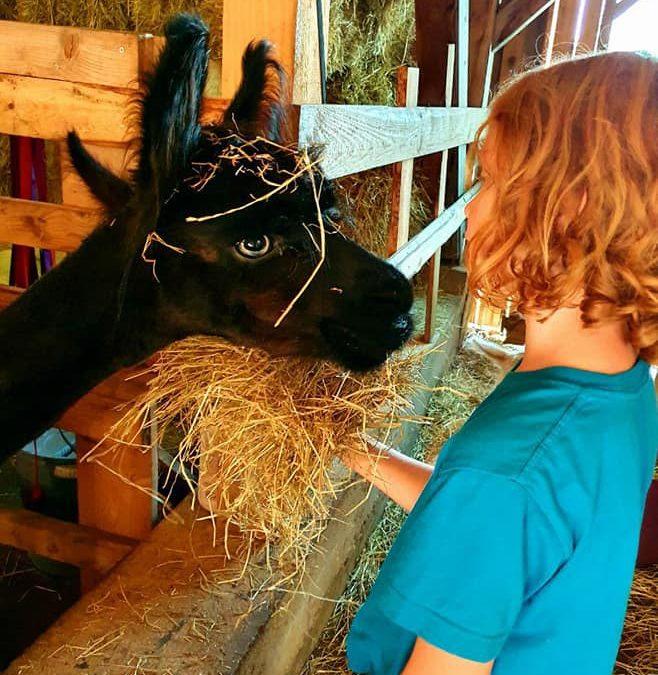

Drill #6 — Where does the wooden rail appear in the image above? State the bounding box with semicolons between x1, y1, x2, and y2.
0;508;136;576
0;20;141;89
298;105;486;179
388;186;478;279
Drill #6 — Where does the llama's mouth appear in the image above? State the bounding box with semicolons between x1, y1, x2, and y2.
319;313;414;372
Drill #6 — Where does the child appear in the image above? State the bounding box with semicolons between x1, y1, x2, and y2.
343;51;658;674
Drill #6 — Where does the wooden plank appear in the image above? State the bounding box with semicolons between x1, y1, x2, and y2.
493;0;556;52
293;0;331;104
0;197;98;251
552;0;584;57
298;105;487;179
221;0;299;100
58;368;151;440
77;433;157;547
60;143;131;209
424;45;455;343
580;0;605;50
387;67;419;257
388;186;478;279
0;20;140;89
456;0;469;202
0;73;135;143
0;508;135;575
469;0;498;106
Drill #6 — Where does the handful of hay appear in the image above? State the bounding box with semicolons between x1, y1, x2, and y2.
94;337;427;570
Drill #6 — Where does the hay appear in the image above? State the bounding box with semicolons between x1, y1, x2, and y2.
87;337;427;575
616;565;658;675
327;0;416;106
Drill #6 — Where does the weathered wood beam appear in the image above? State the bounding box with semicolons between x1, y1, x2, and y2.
388;185;478;279
0;20;140;89
493;0;556;52
0;508;136;576
298;105;486;179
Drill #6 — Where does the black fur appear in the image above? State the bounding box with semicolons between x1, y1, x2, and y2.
0;14;414;459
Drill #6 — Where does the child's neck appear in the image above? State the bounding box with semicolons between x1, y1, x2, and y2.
518;302;639;374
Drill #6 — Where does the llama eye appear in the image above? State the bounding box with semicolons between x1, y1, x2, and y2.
235;235;273;259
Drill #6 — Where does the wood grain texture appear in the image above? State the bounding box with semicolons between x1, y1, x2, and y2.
293;0;331;104
76;433;157;545
0;197;99;250
388;186;478;279
221;0;298;99
0;508;135;575
299;105;486;179
0;20;140;89
0;73;135;142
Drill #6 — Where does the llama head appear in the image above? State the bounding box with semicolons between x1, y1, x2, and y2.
68;14;414;371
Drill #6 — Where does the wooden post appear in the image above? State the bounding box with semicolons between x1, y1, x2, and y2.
221;0;299;100
66;34;161;591
387;67;419;257
293;0;331;105
423;46;455;343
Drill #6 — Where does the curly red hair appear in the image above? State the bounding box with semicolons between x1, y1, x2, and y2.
465;51;658;363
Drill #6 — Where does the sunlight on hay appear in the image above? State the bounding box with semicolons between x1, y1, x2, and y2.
93;337;429;574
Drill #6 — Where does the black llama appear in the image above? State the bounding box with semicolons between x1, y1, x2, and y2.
0;14;413;458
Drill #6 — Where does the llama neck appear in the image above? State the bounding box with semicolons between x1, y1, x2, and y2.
0;222;169;455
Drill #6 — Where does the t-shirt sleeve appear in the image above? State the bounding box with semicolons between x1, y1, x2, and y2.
368;468;562;663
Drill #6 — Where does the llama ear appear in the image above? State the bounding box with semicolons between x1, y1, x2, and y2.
137;13;209;201
221;41;290;143
66;131;133;210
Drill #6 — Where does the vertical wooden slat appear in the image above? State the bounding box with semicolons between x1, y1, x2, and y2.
387;67;419;257
71;36;161;590
456;0;470;264
552;0;584;57
423;46;455;343
293;0;331;104
579;0;605;51
414;0;459;262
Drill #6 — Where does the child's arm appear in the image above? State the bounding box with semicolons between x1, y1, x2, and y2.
340;438;433;512
401;637;494;674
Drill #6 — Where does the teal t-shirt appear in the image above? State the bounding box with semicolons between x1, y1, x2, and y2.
346;357;658;674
